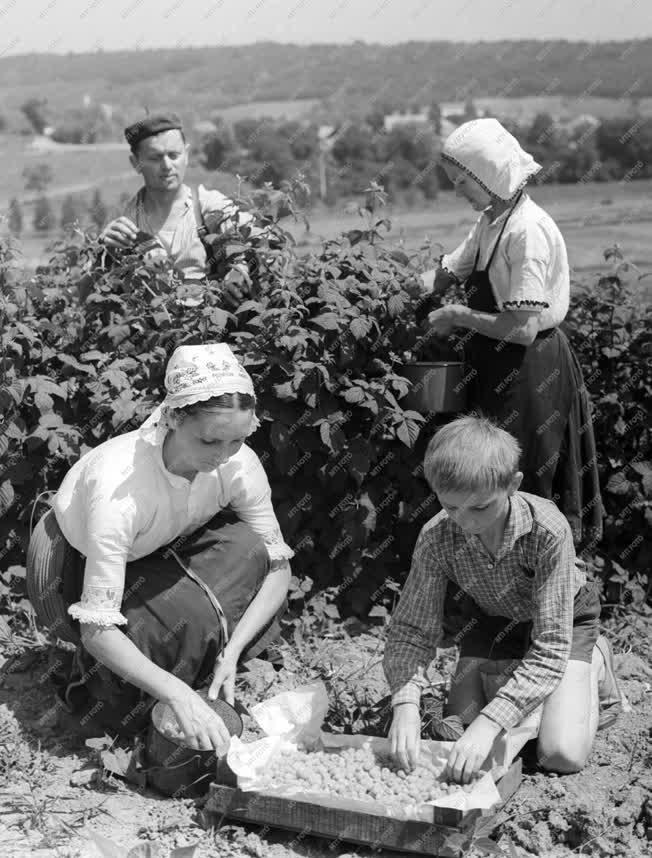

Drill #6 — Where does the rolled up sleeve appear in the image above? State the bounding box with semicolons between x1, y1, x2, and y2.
384;527;446;706
481;524;576;729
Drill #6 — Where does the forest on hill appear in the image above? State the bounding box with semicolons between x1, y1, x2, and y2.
0;38;650;126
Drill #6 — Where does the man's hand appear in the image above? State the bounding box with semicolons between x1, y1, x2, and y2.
427;304;466;337
208;646;239;705
166;684;231;752
389;702;421;772
100;216;139;250
445;713;502;784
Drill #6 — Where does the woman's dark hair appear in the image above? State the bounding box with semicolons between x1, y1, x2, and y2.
176;392;256;418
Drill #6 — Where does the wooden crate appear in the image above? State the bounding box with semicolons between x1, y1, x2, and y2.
205;758;522;856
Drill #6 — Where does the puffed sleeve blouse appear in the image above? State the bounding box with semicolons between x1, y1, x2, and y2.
441;193;571;330
52;420;294;626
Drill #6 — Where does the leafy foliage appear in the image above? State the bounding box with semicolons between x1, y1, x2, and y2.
0;184;650;648
565;244;652;604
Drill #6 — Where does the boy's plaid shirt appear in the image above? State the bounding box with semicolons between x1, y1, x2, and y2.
383;491;585;730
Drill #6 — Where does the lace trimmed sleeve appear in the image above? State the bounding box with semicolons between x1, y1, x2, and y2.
260;527;294;564
67;494;138;627
68;585;128;627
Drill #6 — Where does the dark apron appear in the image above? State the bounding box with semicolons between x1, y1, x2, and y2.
460;196;602;547
51;511;285;736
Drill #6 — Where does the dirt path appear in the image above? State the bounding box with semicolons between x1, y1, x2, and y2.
1;625;650;858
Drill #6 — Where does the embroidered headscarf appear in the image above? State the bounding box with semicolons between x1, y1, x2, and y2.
441;118;541;202
143;343;260;436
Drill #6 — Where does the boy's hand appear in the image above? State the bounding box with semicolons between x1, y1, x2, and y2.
445;713;502;784
389;702;421;772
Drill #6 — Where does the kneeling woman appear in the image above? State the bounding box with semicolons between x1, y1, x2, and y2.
29;344;292;751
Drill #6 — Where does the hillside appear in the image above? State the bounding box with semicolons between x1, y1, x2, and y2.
1;39;650;129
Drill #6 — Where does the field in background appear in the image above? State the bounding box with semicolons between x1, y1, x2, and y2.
288;179;652;276
3;128;652;277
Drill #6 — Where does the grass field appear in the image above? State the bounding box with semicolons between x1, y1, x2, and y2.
288;178;652;276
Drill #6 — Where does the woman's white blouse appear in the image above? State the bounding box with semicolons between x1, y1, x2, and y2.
441;194;570;330
53;421;294;626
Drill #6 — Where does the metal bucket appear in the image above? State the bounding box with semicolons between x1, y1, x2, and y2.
145;694;243;798
400;361;468;414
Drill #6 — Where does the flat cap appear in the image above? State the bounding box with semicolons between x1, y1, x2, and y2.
124;112;184;148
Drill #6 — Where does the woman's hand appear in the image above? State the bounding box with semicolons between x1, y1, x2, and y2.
208;646;240;705
427;304;467;337
389;703;421;772
444;713;501;784
166;684;232;752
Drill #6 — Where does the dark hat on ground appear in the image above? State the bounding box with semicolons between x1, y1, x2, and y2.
124;112;184;149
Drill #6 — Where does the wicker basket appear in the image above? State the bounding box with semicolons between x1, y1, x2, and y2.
26;509;81;644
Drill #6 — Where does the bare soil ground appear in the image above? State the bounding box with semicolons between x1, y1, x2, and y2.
1;616;650;858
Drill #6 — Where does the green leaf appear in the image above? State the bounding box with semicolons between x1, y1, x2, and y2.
368;605;387;618
0;481;15;517
100;746;134;778
28;376;67;399
81;350;108;362
101;368;130;391
312;313;340;331
473;837;504;856
605;472;633;496
6;565;26;579
474;815;497;839
34;391;54;413
343;386;365;404
39;413;64;429
235;300;264;314
350;317;372;340
396;417;421;447
387;294;404;317
85;735;115;751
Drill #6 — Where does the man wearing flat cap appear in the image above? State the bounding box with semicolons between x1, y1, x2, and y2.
100;112;252;307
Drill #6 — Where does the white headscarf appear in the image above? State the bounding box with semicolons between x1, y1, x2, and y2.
142;343;260;435
441;118;541;202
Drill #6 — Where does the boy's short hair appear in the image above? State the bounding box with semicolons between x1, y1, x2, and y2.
424;415;521;494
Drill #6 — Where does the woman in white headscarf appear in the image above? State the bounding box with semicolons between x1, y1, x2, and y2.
28;343;292;751
420;118;602;550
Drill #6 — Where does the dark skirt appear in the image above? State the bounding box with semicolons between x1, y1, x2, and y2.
47;511;285;736
465;326;603;551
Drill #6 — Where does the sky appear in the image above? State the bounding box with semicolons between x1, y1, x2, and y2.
0;0;650;56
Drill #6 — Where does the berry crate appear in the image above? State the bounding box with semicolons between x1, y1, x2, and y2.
205;742;522;856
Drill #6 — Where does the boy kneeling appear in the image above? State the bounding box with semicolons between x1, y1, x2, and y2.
384;416;622;782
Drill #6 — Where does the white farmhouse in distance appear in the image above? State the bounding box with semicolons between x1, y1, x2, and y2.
383;109;430;132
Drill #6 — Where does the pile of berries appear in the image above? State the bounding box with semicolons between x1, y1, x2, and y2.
256;745;476;806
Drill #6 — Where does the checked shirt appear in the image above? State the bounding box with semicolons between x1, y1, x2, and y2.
383;491;585;730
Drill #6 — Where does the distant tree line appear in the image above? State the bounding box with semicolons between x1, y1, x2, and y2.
6;189;111;236
3;40;652;117
196;108;652;205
